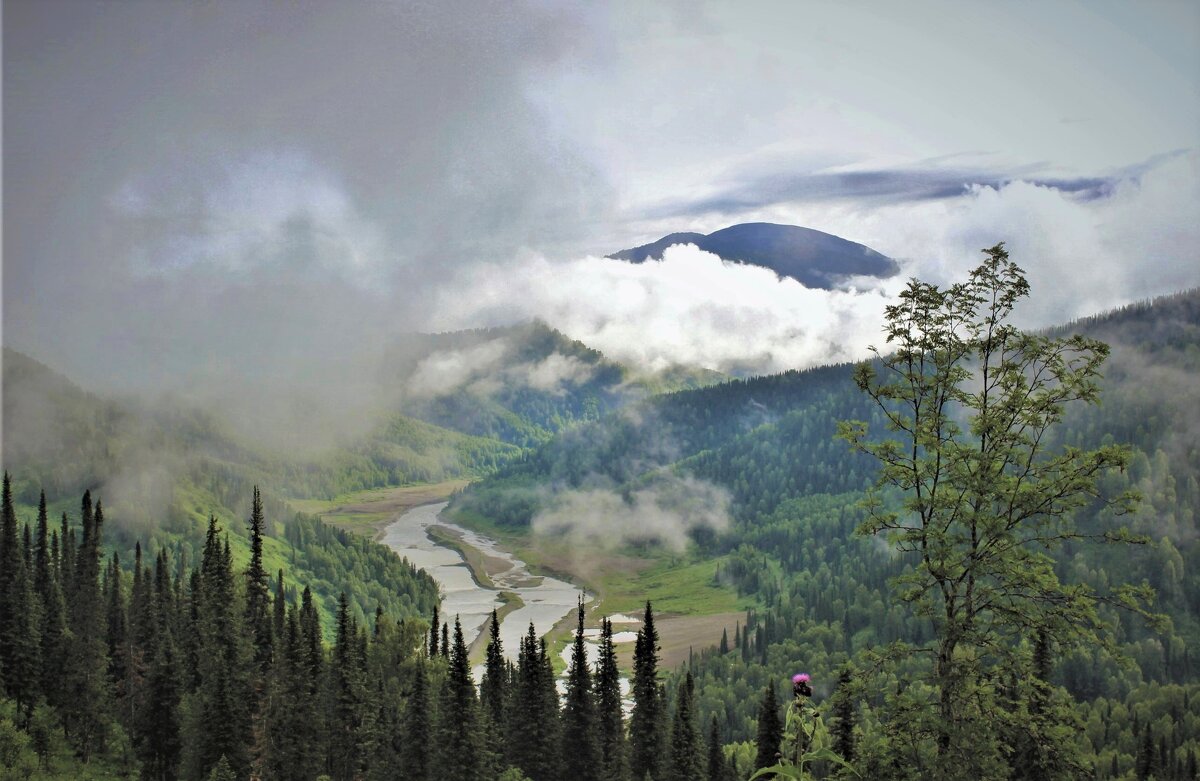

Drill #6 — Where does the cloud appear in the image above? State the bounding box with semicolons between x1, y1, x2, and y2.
113;150;388;288
643;157;1131;219
531;474;731;552
426;244;891;375
406;340;512;399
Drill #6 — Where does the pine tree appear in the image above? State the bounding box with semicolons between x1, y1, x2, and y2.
137;625;182;781
245;487;272;671
328;593;367;781
263;603;321;781
436;616;482;780
706;715;727;781
509;623;561;781
562;600;600;781
754;684;783;771
669;671;701;781
185;515;252;780
106;552;130;702
481;610;507;726
428;605;440;658
830;666;857;765
481;609;509;774
0;473;40;716
63;493;111;759
630;602;664;781
596;618;628;781
206;755;236;781
272;570;287;643
400;659;432;781
440;622;449;659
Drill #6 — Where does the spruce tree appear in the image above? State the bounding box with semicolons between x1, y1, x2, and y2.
0;473;39;714
668;671;701;781
244;487;272;671
481;609;507;726
328;593;367;781
481;609;509;773
263;604;321;781
428;605;440;658
63;493;111;759
561;600;600;781
137;626;182;781
436;616;481;780
830;666;857;765
106;552;129;700
185;515;252;779
509;623;561;781
596;617;628;781
630;601;664;781
706;715;727;781
754;684;783;771
399;659;432;781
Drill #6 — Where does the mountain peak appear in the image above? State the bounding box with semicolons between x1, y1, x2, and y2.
608;222;898;289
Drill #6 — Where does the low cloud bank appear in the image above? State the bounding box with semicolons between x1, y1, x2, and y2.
531;475;731;553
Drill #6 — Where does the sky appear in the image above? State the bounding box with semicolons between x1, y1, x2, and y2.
4;0;1199;416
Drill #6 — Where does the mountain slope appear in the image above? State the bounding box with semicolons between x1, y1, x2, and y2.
383;320;723;447
609;222;899;288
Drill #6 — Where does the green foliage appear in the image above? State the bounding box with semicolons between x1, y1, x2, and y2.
839;245;1153;773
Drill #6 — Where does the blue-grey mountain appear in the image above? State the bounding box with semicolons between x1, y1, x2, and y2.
608;222;899;289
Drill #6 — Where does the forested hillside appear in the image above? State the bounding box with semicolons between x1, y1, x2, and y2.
450;283;1200;779
383;320;722;448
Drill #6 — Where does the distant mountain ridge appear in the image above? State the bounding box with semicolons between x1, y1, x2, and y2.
609;222;899;289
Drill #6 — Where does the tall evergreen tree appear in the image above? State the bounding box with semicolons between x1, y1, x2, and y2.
754;684;783;772
596;617;628;781
137;626;182;781
245;487;272;671
481;609;509;774
830;666;857;766
272;570;287;643
327;593;367;781
185;516;252;780
436;616;482;780
509;622;561;781
668;671;701;781
106;552;129;700
706;715;727;781
399;659;432;781
481;609;507;727
428;605;440;658
0;476;40;718
263;604;321;781
561;600;600;781
63;493;111;759
630;601;664;781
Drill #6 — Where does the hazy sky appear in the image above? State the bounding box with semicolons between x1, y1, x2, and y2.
4;0;1199;399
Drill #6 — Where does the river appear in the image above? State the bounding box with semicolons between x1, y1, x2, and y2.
379;501;586;662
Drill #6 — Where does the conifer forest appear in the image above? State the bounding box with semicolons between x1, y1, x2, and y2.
5;3;1200;780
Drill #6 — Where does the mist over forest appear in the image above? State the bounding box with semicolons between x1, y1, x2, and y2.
3;2;1200;780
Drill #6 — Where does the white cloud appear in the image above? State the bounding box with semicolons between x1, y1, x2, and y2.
428;244;891;374
532;474;731;552
113;150;388;289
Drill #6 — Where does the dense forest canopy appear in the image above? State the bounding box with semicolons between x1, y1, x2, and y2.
1;278;1198;779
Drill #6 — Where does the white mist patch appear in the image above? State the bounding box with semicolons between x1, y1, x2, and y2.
406;340;511;398
404;338;598;400
532;475;731;553
524;353;595;395
429;244;891;375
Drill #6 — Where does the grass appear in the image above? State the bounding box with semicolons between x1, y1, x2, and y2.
287;480;471;539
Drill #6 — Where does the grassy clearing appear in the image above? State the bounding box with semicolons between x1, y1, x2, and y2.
288;480;470;539
450;507;755;669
